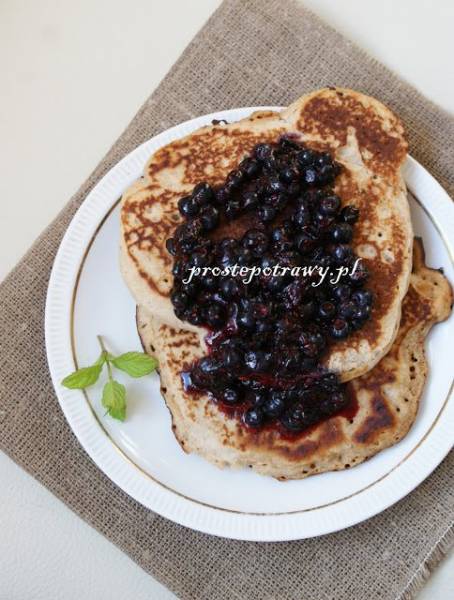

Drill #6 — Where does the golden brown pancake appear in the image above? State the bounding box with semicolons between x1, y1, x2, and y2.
121;88;413;381
136;239;452;480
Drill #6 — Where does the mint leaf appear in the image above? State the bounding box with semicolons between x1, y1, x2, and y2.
111;352;158;378
61;364;103;389
102;380;126;421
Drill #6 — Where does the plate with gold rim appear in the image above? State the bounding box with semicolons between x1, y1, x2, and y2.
45;107;454;541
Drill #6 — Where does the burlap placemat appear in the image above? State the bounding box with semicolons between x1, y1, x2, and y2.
1;1;453;598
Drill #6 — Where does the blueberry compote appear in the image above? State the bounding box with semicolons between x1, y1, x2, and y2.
166;137;372;434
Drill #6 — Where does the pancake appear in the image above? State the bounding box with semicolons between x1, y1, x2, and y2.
121;88;413;381
137;239;452;480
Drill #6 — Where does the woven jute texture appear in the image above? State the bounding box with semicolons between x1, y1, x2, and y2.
1;1;453;598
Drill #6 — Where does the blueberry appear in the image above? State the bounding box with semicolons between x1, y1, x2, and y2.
280;282;300;309
166;237;176;256
341;205;360;224
242;190;259;210
303;168;317;184
188;367;207;389
220;237;237;251
267;178;284;194
260;254;276;270
172;260;184;278
182;218;203;239
198;357;220;374
225;198;242;219
318;164;335;184
331;318;349;339
300;340;322;358
318;301;336;320
239;298;252;311
237;247;253;266
205;303;225;328
246;389;267;407
263;155;278;171
199;205;219;231
293;203;311;227
338;301;356;319
295;229;318;254
297;149;315;166
278;348;302;374
214;186;229;205
315;152;332;167
244;407;264;428
350;318;363;331
220;278;240;299
331;223;353;243
280;405;312;432
179;238;197;254
170;290;189;311
220;250;237;268
244;350;271;371
266;192;287;210
174;224;188;243
329;391;346;412
319;194;341;215
314;211;335;231
254;143;272;161
178;195;199;217
280;166;296;183
242;229;268;255
184;306;203;326
331;244;353;263
352;289;373;306
222;388;241;404
309;329;326;349
226;169;244;189
353;305;371;321
240;157;260;178
269;226;288;243
192;182;213;206
332;284;351;302
320;391;345;415
264;391;286;417
237;311;255;331
183;281;199;297
265;275;287;293
189;248;210;268
258;205;277;222
273;238;294;254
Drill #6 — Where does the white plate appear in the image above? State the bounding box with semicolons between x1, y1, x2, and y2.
45;108;454;541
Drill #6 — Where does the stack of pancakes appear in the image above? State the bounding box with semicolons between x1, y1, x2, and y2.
120;89;452;480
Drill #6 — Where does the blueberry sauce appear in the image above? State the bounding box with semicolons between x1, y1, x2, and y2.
166;137;372;433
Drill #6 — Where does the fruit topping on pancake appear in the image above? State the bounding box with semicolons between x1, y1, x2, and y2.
167;137;373;433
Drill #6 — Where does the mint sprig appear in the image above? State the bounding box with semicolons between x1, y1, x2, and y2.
61;335;158;421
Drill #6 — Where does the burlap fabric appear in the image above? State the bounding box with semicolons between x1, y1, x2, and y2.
1;1;453;598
